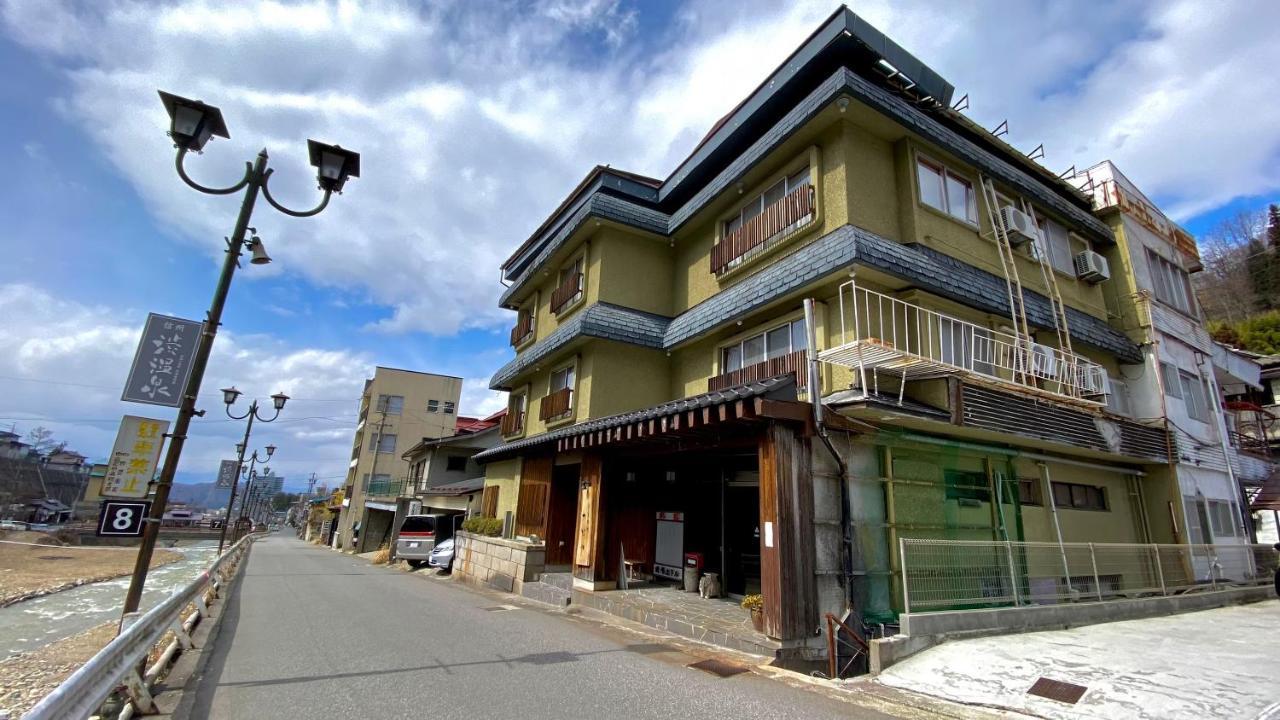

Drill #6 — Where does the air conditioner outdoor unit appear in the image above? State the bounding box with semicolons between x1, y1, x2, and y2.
1074;250;1110;284
999;206;1038;246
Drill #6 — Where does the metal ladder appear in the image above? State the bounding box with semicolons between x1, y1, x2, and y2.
979;174;1032;384
1020;197;1078;395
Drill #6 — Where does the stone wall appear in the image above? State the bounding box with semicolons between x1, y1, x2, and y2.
454;531;545;594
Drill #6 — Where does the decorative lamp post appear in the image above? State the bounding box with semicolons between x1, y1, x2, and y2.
121;91;358;618
217;390;286;552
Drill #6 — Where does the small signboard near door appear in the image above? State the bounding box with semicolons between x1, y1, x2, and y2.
654;511;684;580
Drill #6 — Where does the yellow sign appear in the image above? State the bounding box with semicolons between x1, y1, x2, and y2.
102;415;170;498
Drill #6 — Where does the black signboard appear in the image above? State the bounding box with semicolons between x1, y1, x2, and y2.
97;500;152;537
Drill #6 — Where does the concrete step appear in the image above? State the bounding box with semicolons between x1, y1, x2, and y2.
521;581;572;607
536;572;574;592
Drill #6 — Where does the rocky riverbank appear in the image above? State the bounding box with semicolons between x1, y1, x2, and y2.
0;531;182;606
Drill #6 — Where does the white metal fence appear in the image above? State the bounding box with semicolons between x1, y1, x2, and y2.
820;281;1109;402
23;533;260;720
900;538;1278;614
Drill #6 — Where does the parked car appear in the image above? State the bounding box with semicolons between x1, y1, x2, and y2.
1;520;29;531
427;537;454;571
396;513;459;568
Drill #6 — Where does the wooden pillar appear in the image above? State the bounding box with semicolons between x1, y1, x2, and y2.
758;422;817;641
573;452;610;589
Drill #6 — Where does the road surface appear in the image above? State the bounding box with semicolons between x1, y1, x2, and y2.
184;533;903;719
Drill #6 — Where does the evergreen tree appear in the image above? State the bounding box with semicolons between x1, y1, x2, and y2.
1246;237;1276;311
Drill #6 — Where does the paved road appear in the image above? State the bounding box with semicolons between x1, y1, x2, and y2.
184;533;900;719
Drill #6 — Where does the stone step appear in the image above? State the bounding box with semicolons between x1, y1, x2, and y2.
521;581;572;608
536;572;574;592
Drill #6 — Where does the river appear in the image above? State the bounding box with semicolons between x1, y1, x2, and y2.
0;542;220;658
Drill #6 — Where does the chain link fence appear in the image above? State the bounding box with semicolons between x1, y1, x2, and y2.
900;538;1278;613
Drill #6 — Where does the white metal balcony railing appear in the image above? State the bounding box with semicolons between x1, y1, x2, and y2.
819;281;1109;404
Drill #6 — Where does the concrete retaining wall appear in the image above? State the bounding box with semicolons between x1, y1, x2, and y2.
872;585;1275;673
453;532;545;594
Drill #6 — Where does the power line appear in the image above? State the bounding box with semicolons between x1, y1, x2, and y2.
0;374;359;402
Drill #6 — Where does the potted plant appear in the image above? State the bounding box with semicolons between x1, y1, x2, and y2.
741;594;764;631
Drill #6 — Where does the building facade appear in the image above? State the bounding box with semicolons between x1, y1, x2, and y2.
336;366;463;553
469;8;1270;656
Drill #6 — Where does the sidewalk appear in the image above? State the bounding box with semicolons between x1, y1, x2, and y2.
876;601;1280;720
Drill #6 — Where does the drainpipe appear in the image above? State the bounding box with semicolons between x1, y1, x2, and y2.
804;298;854;607
1038;461;1075;597
1197;351;1252;542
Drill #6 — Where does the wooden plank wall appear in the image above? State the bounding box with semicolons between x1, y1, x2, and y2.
758;422;818;641
515;455;553;537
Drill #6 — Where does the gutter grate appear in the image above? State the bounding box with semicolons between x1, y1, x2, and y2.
687;659;748;678
1027;677;1088;704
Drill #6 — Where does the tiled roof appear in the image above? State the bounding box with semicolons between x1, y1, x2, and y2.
474;377;798;463
420;476;485;496
489;302;670;390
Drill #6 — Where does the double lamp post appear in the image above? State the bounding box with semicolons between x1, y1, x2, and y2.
216;386;286;552
121;91;359;617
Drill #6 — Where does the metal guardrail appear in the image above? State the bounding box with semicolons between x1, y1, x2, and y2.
23;533;261;720
900;538;1279;614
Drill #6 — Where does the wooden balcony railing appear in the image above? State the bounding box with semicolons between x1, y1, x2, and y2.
711;184;814;275
538;387;574;421
550;273;583;315
501;409;525;436
708;350;808;392
510;313;534;347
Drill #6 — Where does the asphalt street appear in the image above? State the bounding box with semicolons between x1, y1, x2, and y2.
183;532;901;720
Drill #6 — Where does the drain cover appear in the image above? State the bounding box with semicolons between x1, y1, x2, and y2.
687;659;748;678
1027;677;1088;704
482;604;520;612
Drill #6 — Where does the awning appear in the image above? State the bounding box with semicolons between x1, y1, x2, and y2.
1250;472;1280;511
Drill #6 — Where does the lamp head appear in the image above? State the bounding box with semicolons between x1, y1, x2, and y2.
265;444;277;459
221;386;242;406
271;391;290;411
158;90;229;152
235;442;245;456
307;139;360;193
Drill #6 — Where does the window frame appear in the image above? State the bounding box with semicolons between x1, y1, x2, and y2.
544;360;578;423
1050;481;1108;511
1179;369;1209;423
443;401;456;415
376;394;404;415
445;455;468;473
915;153;977;225
373;433;397;454
1161;362;1183;399
427;399;440;413
722;166;814;240
1145;247;1196;316
1034;213;1090;277
719;317;807;374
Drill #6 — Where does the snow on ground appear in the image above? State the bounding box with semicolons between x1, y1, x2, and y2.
877;601;1280;720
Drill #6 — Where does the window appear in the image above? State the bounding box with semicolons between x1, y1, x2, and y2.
1208;500;1238;537
443;401;455;415
722;318;806;372
1179;370;1210;422
371;433;397;454
1050;481;1107;511
1017;479;1042;505
1035;214;1087;276
556;256;584;305
427;399;439;413
1105;377;1132;417
363;473;391;489
724;167;812;238
944;470;990;503
550;365;575;396
1146;248;1196;315
916;156;976;223
376;394;404;415
1183;496;1208;544
446;455;468;472
1161;362;1182;399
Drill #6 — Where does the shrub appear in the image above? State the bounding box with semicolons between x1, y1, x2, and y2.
461;516;503;536
371;546;392;564
740;594;763;611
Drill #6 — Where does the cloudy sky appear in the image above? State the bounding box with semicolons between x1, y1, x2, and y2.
2;0;1278;491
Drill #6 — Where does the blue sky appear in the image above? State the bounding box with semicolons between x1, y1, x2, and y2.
1;0;1277;492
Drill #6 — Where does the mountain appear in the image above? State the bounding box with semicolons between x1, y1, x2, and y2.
168;481;233;510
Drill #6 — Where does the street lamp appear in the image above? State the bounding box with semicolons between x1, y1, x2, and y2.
217;390;288;552
121;90;358;618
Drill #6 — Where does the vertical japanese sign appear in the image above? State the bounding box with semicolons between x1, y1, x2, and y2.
121;312;202;407
102;415;170;498
216;459;240;489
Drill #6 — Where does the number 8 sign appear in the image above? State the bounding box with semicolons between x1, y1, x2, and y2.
97;500;152;537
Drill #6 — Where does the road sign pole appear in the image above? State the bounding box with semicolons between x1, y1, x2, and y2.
120;150;268;620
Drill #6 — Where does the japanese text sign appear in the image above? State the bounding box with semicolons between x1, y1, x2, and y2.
217;459;240;489
121;313;202;407
102;415;169;498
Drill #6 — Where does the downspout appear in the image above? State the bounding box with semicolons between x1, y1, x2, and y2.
1198;351;1252;542
1038;461;1075;597
804;298;854;607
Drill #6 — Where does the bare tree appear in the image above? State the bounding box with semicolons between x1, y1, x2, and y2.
1194;209;1268;323
24;426;59;455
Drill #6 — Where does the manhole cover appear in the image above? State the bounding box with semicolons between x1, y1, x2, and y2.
1028;677;1088;704
687;659;748;678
